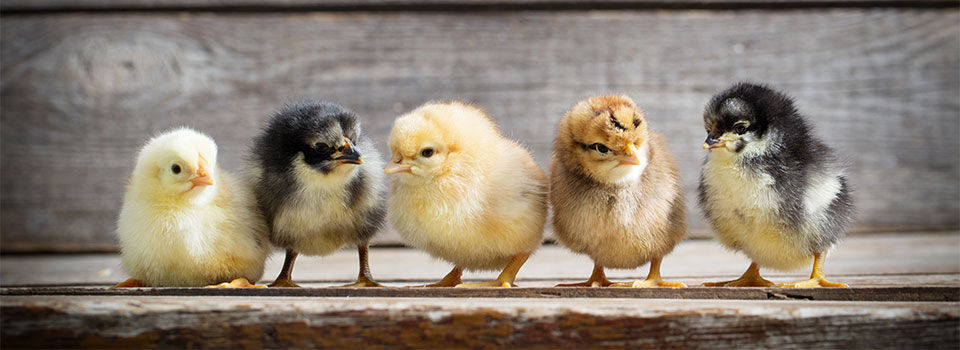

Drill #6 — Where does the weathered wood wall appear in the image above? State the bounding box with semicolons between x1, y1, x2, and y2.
1;1;958;251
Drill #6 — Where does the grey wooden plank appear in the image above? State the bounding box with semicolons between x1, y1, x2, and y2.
3;286;959;301
2;296;958;348
2;10;958;251
3;233;957;286
1;0;957;12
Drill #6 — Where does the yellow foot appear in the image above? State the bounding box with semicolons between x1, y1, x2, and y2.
611;279;687;288
455;280;514;288
703;276;775;287
556;280;611;287
337;276;386;288
267;278;301;288
112;278;147;288
205;278;267;288
778;277;848;288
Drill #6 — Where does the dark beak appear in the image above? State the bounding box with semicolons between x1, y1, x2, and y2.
333;138;363;164
702;133;726;150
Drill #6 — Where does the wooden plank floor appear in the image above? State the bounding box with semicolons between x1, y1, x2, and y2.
2;232;959;348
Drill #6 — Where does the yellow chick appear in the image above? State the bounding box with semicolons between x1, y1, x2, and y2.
114;128;270;288
385;101;548;287
551;95;687;288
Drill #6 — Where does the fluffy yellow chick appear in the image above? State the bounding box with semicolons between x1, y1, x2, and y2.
551;95;686;288
385;101;548;287
114;128;270;288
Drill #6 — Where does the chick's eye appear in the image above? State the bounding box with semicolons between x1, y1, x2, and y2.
734;124;748;135
420;148;434;158
171;164;181;174
591;143;610;154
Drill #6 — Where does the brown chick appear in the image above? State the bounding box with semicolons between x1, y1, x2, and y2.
551;95;687;288
385;101;548;287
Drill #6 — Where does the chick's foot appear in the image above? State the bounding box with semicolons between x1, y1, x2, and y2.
778;277;847;288
703;263;775;287
612;278;687;288
267;278;301;288
338;275;386;288
778;252;846;288
407;267;463;288
205;278;267;288
556;264;612;287
112;278;147;288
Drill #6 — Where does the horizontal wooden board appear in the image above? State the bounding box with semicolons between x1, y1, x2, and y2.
4;286;959;301
2;296;958;348
1;9;958;251
2;0;958;12
3;233;957;287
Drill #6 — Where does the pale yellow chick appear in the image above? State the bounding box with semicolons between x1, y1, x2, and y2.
114;128;270;288
385;101;548;287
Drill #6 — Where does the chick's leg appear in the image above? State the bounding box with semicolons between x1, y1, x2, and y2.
112;278;147;288
268;249;301;288
205;278;267;288
455;252;530;288
611;257;687;288
703;262;775;287
778;252;847;288
338;242;385;287
556;263;612;287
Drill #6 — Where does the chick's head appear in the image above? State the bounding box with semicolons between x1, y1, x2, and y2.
702;82;797;154
556;95;649;184
259;102;364;177
385;101;499;183
132;128;218;201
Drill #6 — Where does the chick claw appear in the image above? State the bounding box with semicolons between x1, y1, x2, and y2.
778;277;848;288
337;275;386;288
205;278;267;288
454;280;515;288
267;278;301;288
703;276;775;287
112;278;147;288
612;279;687;288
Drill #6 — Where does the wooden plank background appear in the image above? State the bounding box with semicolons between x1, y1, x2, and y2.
1;3;958;251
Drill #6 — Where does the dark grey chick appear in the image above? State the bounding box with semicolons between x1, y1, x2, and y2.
251;101;386;287
698;82;854;288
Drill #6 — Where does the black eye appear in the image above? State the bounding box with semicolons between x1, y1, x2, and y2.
420;148;434;158
171;164;181;174
591;143;610;154
734;124;748;135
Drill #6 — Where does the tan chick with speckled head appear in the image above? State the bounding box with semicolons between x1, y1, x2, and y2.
385;101;548;288
551;95;687;288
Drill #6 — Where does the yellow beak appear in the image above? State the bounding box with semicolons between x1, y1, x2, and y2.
618;144;641;166
384;161;412;174
190;154;215;187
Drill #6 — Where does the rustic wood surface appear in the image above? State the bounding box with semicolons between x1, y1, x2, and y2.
2;7;958;251
3;233;957;286
2;0;958;11
3;296;958;348
2;232;958;348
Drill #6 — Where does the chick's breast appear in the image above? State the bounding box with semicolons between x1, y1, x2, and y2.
388;128;547;271
550;133;686;269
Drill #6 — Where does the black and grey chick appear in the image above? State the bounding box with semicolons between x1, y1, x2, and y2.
697;82;854;288
251;101;386;287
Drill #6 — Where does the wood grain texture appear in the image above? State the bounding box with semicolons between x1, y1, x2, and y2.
2;296;958;348
1;10;958;251
1;0;957;11
3;233;957;286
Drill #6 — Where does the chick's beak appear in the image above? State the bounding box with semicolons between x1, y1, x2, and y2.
702;133;726;150
333;137;363;165
190;155;215;187
618;144;641;166
384;159;412;174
